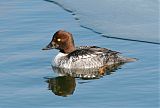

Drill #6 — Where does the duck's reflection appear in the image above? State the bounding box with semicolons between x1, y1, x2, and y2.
46;75;76;97
45;63;123;97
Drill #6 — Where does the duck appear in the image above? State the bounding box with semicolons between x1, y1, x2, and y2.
42;30;136;69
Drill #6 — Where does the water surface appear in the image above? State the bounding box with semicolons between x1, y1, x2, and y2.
0;0;159;108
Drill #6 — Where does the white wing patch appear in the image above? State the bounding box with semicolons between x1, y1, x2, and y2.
68;53;104;68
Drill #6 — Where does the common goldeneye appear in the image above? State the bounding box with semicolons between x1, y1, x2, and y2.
42;30;136;69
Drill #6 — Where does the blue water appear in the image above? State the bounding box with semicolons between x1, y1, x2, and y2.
0;0;159;108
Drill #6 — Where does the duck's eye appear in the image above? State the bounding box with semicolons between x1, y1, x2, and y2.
57;38;61;42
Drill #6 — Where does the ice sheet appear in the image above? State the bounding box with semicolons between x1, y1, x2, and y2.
51;0;159;44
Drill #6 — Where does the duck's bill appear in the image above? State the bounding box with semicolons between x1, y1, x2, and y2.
42;42;55;50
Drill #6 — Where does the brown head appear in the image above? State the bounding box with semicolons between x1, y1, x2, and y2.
42;30;76;53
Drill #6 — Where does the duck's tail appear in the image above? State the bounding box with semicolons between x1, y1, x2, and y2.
121;57;137;63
